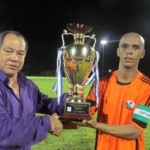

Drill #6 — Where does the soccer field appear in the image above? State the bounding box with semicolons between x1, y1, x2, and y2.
29;77;150;150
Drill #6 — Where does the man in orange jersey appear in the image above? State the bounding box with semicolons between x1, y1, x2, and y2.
85;32;150;150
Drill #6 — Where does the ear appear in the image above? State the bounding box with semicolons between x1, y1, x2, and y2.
116;48;120;57
140;49;145;59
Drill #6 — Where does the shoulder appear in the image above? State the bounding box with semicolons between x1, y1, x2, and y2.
25;77;39;89
18;73;38;89
101;74;112;81
139;72;150;85
100;71;116;83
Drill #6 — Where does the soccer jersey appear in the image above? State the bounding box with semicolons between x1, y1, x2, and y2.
87;71;150;150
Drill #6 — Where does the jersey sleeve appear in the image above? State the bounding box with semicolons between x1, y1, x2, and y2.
131;75;150;131
131;102;150;131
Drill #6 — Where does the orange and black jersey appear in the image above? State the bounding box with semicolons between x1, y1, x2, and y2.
87;71;150;150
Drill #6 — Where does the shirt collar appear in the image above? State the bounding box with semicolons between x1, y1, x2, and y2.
0;70;9;82
0;70;27;84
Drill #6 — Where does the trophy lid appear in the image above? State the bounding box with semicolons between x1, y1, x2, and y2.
66;23;93;34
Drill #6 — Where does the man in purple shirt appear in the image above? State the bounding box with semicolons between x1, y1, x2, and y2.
0;30;69;150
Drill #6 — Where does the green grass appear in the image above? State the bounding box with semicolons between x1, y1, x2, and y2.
28;77;150;150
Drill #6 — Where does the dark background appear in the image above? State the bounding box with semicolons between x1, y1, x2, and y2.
0;0;150;76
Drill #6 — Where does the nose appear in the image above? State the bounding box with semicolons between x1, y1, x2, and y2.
126;46;133;54
10;52;19;61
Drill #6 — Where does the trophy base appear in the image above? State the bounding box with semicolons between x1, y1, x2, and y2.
60;114;91;129
60;101;91;129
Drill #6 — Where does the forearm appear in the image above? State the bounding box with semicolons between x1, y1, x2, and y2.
98;123;141;139
0;114;50;146
38;93;68;115
87;120;142;139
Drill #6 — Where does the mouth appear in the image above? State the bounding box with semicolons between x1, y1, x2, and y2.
6;64;19;70
124;57;133;62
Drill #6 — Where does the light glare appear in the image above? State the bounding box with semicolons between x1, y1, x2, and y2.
101;40;107;45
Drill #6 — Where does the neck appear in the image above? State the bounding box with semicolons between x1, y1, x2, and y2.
8;74;18;87
117;66;139;83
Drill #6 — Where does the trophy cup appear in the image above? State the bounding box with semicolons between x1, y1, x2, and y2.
59;23;97;127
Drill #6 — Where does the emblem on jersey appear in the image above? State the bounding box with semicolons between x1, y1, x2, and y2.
126;100;135;109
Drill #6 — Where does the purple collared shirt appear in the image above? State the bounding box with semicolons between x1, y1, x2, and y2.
0;71;65;150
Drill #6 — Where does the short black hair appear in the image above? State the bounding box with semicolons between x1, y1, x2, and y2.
0;30;28;52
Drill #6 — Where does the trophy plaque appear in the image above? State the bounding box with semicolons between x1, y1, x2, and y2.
59;23;97;128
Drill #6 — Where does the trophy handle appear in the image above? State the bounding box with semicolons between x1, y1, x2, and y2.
84;34;97;48
61;30;74;47
61;30;96;48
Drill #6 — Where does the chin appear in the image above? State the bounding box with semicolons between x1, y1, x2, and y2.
124;65;133;69
4;70;18;77
123;62;133;68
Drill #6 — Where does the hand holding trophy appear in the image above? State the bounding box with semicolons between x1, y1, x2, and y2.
55;23;99;128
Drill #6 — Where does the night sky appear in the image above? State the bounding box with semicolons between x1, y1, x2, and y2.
0;0;150;76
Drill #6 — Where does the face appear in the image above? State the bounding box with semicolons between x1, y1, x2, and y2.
0;33;26;77
117;33;145;69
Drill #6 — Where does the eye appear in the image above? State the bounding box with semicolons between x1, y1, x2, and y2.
121;43;128;49
18;52;25;56
132;45;140;50
4;48;13;53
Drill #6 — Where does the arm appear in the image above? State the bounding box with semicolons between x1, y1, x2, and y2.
0;105;50;147
0;83;63;147
29;79;68;115
86;120;141;139
37;83;83;115
0;102;63;147
36;91;68;115
86;104;150;140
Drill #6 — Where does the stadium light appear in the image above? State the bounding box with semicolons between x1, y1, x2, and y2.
100;40;108;45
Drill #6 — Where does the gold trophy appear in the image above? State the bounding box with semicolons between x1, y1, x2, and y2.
59;23;97;127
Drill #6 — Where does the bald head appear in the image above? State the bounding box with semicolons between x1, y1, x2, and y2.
119;32;145;49
117;32;146;70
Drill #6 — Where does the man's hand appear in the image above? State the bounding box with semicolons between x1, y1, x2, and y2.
86;120;100;129
49;113;63;136
80;119;100;129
